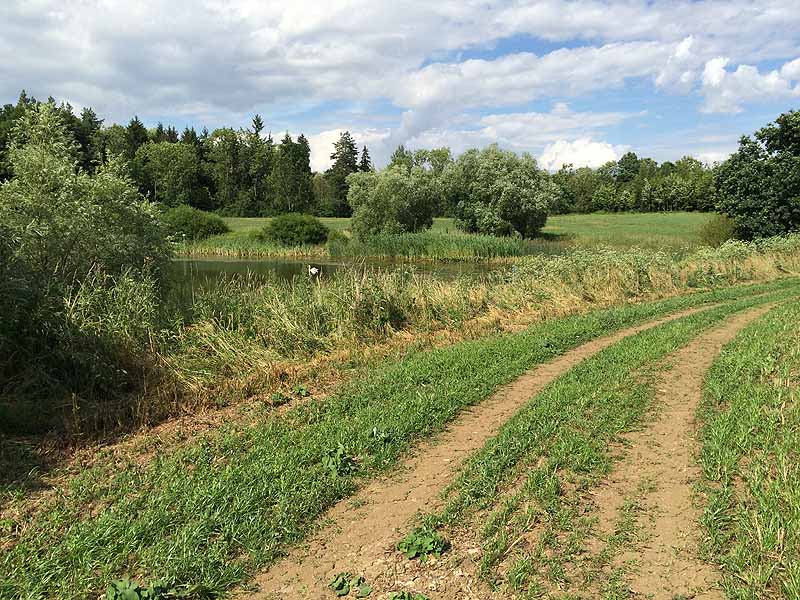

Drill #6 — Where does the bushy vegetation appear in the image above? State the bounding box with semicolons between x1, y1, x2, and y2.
699;213;737;247
347;165;438;238
0;102;171;434
446;145;554;238
551;153;715;214
161;205;229;241
716;110;800;239
258;212;330;246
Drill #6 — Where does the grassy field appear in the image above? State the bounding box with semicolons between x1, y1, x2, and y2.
184;212;715;260
3;279;797;598
700;301;800;598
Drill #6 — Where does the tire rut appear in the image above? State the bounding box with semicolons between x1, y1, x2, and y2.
240;305;717;599
585;304;774;599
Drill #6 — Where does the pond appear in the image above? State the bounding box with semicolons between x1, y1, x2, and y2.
170;256;506;289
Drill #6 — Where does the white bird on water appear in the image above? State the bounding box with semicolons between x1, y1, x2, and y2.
308;265;320;278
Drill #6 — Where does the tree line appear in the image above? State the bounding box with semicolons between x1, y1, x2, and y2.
0;91;372;218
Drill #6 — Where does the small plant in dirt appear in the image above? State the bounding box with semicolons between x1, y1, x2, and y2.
328;572;372;597
106;578;178;600
323;443;358;477
293;384;311;397
259;213;329;246
269;392;291;406
388;592;429;600
369;427;393;445
397;525;448;561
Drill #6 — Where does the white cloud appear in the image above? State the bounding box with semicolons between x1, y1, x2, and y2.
700;56;800;113
539;138;627;171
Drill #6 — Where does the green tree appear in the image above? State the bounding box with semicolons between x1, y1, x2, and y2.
0;102;170;287
325;131;359;215
347;166;439;238
133;142;202;206
388;144;414;172
269;133;313;214
359;145;373;172
445;145;554;238
125;116;149;161
716;110;800;238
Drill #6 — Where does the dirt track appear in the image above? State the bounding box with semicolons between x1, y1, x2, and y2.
241;306;717;599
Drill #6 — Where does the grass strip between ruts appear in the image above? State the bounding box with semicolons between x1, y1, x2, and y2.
700;300;800;599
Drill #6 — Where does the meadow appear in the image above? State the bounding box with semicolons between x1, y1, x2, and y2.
183;212;715;261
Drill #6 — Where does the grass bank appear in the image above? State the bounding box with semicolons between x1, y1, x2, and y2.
2;281;797;599
700;301;800;598
182;212;713;260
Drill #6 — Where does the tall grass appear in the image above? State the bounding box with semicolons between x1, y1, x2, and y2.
166;236;800;393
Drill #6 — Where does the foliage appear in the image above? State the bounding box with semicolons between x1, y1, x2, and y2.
329;573;372;597
106;578;180;600
716;110;800;239
388;593;429;600
397;526;447;560
0;103;171;288
0;102;171;433
347;166;439;238
162;205;229;241
133;141;202;206
446;145;553;238
259;213;329;246
699;213;737;247
325;131;359;216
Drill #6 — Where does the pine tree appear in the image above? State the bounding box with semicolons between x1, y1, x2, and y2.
325;131;359;216
125;116;149;160
152;122;167;143
359;145;373;172
165;125;179;143
389;144;414;171
251;114;265;136
75;107;104;172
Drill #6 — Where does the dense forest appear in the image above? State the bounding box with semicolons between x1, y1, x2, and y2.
0;91;716;220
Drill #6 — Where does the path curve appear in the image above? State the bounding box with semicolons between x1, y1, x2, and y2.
241;305;716;599
588;304;774;599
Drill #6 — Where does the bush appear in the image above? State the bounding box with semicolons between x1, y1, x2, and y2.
347;166;438;239
259;213;329;246
699;214;737;247
162;205;229;241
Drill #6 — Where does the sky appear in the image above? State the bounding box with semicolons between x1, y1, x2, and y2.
1;1;799;171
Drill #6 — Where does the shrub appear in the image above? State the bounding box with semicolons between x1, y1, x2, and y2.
162;205;229;241
259;213;329;246
699;214;737;247
347;166;438;239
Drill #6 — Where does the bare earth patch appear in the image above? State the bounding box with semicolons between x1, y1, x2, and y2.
240;307;712;599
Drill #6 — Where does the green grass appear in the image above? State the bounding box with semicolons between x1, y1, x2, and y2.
186;213;714;260
411;288;799;595
3;280;797;598
700;301;800;599
542;211;714;250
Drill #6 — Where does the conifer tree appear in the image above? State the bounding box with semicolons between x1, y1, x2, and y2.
359;145;373;172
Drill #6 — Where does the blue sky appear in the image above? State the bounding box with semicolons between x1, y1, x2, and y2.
1;1;799;170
